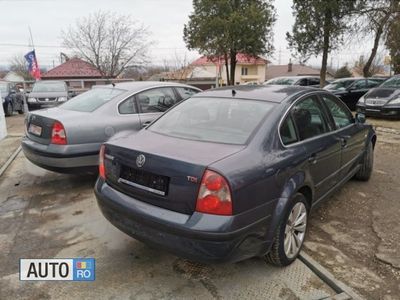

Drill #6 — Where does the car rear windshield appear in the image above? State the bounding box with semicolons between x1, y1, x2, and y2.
381;77;400;88
32;81;66;92
149;97;274;145
265;78;297;85
60;87;126;112
324;80;355;90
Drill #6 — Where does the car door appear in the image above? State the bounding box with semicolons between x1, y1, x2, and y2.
289;95;342;200
320;94;366;178
135;87;180;128
347;79;368;109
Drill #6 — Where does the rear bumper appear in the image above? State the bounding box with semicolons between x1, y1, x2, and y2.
21;137;99;173
95;179;274;263
356;104;400;118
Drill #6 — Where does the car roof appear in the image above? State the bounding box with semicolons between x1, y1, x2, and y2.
107;81;200;91
192;85;319;103
268;76;319;80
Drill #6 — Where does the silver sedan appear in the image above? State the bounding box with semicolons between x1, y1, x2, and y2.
21;81;201;173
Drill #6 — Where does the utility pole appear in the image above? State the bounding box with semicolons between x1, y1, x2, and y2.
278;47;282;65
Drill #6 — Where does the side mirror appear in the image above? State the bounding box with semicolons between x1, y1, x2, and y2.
355;112;366;124
68;91;76;98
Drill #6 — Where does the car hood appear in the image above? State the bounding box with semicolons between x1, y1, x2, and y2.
29;91;68;98
365;87;400;101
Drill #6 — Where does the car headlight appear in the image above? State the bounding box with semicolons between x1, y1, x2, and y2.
58;97;67;102
388;97;400;105
357;95;365;104
27;97;37;103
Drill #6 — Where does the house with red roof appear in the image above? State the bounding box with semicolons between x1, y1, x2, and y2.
41;58;103;91
190;53;270;86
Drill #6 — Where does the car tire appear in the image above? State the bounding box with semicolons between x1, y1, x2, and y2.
354;141;373;181
266;193;309;266
5;102;13;116
17;104;24;114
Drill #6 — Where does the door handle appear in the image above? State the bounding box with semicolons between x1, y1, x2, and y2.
308;153;317;164
340;135;351;148
142;121;151;128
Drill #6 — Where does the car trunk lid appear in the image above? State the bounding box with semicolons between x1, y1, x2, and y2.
104;131;245;214
25;107;88;145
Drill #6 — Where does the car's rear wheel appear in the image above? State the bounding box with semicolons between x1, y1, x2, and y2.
17;104;24;114
266;193;309;266
354;141;373;181
5;102;13;116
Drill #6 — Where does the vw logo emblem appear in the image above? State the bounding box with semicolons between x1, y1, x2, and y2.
136;154;146;168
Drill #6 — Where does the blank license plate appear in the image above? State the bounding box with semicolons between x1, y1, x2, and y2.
28;124;42;136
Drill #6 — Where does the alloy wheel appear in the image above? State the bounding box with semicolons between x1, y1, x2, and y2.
284;202;307;259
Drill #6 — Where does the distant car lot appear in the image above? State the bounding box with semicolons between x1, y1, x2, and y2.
324;77;386;110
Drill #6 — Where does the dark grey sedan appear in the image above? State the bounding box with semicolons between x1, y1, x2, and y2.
21;82;201;173
95;85;375;265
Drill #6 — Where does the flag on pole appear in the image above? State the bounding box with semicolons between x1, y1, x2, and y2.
24;50;41;80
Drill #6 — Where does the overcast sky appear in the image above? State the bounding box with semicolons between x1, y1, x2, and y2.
0;0;387;70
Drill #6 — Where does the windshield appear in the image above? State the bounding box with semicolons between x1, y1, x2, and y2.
60;87;126;112
149;97;274;145
0;83;7;94
381;77;400;88
32;81;66;92
265;78;297;85
324;80;355;90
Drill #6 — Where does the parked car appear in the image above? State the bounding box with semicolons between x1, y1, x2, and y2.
27;80;71;110
95;85;375;265
356;75;400;117
0;81;24;116
264;76;323;87
21;81;201;173
324;77;386;110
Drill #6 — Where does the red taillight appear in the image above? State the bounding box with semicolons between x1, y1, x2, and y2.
196;170;232;216
99;144;106;179
51;121;67;145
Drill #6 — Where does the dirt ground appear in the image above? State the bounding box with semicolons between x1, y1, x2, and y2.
306;124;400;300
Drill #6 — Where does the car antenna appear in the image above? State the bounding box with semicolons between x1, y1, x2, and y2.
232;89;236;97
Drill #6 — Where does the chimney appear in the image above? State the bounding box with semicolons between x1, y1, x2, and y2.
288;59;293;72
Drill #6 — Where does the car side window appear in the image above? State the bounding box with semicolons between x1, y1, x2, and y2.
353;80;368;89
291;97;328;141
118;96;137;114
136;87;177;113
280;115;298;145
176;87;199;100
297;79;308;86
322;95;354;129
308;78;320;86
367;79;382;88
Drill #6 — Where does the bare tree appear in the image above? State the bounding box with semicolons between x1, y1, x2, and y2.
353;0;400;77
353;54;385;76
9;54;33;80
62;11;151;78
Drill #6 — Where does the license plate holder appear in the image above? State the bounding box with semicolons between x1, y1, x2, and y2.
28;124;42;136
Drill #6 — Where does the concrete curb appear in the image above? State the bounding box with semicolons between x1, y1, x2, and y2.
0;145;21;177
300;252;364;300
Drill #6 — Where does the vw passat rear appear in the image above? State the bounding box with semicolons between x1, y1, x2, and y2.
95;86;376;265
